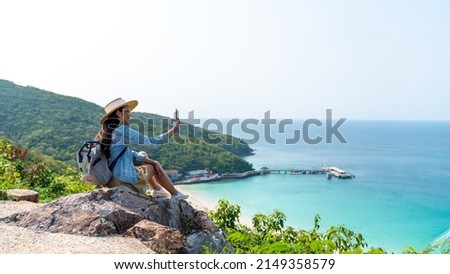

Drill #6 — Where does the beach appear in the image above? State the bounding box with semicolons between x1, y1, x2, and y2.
178;185;211;211
178;185;253;227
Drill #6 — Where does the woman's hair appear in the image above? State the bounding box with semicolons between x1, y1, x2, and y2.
97;107;124;158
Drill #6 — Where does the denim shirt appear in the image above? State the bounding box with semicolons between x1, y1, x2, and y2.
108;125;169;184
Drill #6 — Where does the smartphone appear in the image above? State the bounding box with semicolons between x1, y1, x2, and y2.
174;109;179;120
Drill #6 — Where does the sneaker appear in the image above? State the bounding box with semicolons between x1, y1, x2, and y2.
171;191;189;200
150;188;170;198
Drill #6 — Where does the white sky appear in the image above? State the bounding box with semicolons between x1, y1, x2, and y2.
1;0;449;120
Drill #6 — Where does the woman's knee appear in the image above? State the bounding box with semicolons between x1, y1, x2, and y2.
138;151;149;158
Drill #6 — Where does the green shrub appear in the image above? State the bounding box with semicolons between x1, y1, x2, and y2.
0;138;95;203
209;198;385;254
0;190;7;200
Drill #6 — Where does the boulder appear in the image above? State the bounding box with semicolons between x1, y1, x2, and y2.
6;189;39;203
1;186;232;254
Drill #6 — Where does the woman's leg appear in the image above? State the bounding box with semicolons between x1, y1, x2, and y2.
153;170;178;194
147;175;170;197
138;151;187;199
144;163;177;194
138;151;163;191
143;163;188;199
147;176;160;190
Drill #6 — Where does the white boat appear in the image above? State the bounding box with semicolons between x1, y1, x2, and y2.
329;167;354;179
323;166;355;179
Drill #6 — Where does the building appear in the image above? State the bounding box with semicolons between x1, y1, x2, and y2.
186;169;212;179
165;169;183;181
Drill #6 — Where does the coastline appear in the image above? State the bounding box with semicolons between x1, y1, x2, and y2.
177;185;253;227
177;185;214;212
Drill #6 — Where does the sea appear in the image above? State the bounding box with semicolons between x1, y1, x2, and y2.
179;120;450;253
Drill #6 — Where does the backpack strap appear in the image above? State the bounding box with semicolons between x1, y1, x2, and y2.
78;141;100;164
108;146;127;170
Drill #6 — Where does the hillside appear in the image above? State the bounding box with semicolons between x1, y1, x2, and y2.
0;79;253;174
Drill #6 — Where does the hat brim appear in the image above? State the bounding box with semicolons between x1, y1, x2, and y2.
99;100;138;124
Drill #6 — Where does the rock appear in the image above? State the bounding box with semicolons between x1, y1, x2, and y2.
183;210;234;254
1;186;232;254
6;189;39;203
125;220;185;254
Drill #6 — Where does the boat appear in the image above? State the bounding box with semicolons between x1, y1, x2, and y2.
328;167;354;179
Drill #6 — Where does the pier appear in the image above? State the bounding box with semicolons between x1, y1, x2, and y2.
261;166;355;179
266;169;326;175
175;166;354;185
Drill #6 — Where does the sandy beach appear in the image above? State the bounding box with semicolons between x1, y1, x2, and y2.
177;185;253;227
177;185;214;211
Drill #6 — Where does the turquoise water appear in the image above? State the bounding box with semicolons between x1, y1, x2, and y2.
181;120;450;253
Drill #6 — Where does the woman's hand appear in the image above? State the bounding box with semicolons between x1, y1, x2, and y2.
168;119;180;137
173;119;180;132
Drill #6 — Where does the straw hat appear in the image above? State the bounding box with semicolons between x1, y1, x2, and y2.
100;97;138;124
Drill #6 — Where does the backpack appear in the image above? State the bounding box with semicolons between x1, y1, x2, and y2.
76;141;126;185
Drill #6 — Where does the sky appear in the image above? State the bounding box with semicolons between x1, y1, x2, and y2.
1;0;449;121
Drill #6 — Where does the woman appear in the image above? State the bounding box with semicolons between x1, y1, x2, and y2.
98;97;188;200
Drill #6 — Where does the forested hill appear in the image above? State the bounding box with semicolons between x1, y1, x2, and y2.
0;79;253;173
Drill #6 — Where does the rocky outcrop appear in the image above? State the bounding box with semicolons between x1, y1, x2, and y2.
1;186;232;254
